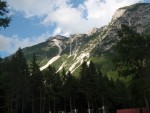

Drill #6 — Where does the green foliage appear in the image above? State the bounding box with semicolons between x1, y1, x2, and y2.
0;48;30;113
23;41;59;66
1;50;145;113
0;0;11;28
113;24;150;107
79;61;111;111
2;22;150;112
30;54;43;113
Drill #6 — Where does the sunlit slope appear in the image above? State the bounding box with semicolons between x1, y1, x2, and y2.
23;3;150;75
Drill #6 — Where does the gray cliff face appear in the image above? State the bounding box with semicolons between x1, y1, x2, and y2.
111;3;150;33
23;3;150;72
93;3;150;55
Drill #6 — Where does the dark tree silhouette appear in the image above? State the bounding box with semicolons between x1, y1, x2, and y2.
0;0;11;28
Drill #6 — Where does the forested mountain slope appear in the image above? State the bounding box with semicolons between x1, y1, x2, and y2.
23;3;150;74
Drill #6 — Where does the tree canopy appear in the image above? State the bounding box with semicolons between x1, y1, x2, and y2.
0;0;11;28
113;24;150;108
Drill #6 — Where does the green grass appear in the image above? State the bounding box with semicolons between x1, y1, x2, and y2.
51;54;68;69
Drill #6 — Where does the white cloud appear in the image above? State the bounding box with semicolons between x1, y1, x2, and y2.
0;35;13;51
0;32;51;55
2;0;144;56
6;0;143;35
52;27;62;36
6;0;70;18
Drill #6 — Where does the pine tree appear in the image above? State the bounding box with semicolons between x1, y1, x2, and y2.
79;61;93;112
1;58;14;113
0;57;6;113
61;67;68;112
0;55;31;113
114;25;150;108
0;0;11;28
43;65;62;113
30;54;43;113
9;48;30;113
64;71;78;112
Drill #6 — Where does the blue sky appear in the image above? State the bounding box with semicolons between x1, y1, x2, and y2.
0;0;149;58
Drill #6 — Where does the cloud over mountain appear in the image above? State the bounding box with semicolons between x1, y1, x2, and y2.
7;0;143;34
0;32;50;55
1;0;144;57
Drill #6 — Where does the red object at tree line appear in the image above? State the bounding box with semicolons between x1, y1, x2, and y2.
117;108;148;113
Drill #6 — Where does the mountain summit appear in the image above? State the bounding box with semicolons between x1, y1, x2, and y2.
23;3;150;73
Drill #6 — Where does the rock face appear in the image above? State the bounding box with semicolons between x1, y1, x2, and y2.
111;3;150;33
93;3;150;54
23;3;150;73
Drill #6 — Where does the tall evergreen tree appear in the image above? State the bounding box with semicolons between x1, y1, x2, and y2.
64;71;78;112
0;0;11;28
113;25;150;108
0;57;6;113
13;48;30;113
43;65;62;113
0;48;30;113
79;61;94;112
30;54;43;113
61;67;68;112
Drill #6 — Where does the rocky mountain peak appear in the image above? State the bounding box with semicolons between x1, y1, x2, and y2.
111;3;150;33
23;3;150;73
86;27;99;36
54;35;67;40
112;8;126;22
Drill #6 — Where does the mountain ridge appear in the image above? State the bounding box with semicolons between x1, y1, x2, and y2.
22;3;150;74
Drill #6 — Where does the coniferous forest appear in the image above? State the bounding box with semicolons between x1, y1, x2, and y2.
0;25;150;113
0;48;116;113
0;1;150;113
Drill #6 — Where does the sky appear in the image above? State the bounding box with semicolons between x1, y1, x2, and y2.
0;0;149;58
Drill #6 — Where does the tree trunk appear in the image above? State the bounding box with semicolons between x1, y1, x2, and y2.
40;88;42;113
95;97;98;113
32;96;34;113
21;92;24;113
48;101;51;113
87;99;90;113
42;91;46;113
102;96;105;113
15;99;19;113
64;98;67;112
4;94;7;113
144;93;150;113
73;97;76;110
10;94;13;113
54;97;56;113
70;96;72;113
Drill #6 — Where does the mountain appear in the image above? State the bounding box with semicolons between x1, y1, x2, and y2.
93;3;150;55
23;3;150;74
